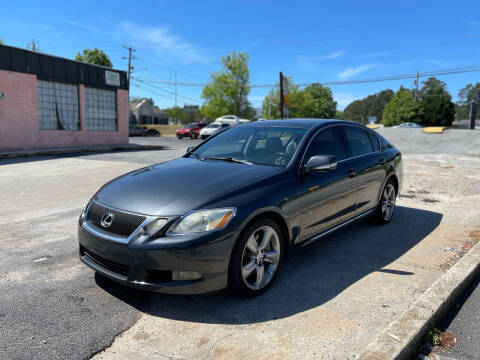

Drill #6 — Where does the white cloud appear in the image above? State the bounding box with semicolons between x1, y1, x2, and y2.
117;22;209;64
338;64;375;80
62;19;110;34
322;50;345;59
298;50;345;63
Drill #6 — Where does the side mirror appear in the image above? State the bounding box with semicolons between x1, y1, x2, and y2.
304;155;337;172
186;146;195;153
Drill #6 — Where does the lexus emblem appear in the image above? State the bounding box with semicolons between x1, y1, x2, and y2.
101;213;114;228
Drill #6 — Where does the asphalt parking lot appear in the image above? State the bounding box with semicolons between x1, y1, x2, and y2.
1;129;479;360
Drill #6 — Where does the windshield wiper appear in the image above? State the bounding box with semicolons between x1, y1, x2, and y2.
208;156;253;165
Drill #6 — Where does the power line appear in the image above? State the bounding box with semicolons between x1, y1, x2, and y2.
133;78;203;104
134;64;480;89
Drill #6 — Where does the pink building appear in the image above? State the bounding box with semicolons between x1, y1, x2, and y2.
0;44;129;151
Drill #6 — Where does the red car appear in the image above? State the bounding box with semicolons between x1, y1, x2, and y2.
176;122;207;139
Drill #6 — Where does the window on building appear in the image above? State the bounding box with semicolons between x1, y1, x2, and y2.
84;87;117;131
37;80;80;130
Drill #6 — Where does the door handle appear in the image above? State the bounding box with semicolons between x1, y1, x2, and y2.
348;168;357;178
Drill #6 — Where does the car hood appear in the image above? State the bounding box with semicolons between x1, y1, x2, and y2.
94;157;283;216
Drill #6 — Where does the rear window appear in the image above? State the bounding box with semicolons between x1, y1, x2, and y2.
342;126;373;156
368;131;380;152
377;133;393;149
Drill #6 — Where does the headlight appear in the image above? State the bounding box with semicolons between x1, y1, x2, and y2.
137;218;168;238
168;208;236;234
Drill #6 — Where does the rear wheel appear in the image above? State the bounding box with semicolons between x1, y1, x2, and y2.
190;132;197;139
373;180;396;224
229;218;283;297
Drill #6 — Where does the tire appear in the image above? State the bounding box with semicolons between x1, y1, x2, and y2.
190;133;197;139
229;218;283;297
373;179;397;225
176;134;183;140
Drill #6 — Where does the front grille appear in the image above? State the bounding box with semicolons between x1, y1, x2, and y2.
86;201;146;237
81;246;130;277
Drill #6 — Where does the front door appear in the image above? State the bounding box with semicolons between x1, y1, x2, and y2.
299;126;357;242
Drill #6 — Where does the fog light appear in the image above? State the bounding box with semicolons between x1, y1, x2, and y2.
172;270;202;281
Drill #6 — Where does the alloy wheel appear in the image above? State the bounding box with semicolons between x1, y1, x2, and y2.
381;183;396;221
240;226;280;290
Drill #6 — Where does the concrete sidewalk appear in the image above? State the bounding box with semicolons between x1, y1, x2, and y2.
0;143;166;159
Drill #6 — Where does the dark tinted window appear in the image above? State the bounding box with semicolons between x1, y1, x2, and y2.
377;133;393;149
221;123;230;128
305;127;347;162
368;131;380;151
343;126;373;156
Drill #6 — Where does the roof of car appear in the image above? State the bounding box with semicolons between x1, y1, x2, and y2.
243;118;362;130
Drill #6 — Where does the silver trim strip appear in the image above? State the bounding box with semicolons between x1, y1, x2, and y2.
301;208;375;247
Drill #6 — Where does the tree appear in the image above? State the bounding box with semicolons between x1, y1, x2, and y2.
26;39;40;52
299;83;337;118
0;39;3;45
335;110;344;119
343;89;394;124
131;97;154;106
75;48;112;68
457;83;480;119
201;52;254;120
418;77;455;127
262;80;336;119
382;87;421;126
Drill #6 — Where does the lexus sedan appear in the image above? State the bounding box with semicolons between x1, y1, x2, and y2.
78;119;402;297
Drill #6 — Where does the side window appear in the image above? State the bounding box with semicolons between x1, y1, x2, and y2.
221;123;230;128
305;127;347;162
368;131;380;152
342;126;373;156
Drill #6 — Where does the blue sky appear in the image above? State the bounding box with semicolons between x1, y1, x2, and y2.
1;0;479;110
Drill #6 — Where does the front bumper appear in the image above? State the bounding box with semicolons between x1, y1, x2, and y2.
78;224;236;294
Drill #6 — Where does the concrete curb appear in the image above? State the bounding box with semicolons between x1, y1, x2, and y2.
356;242;480;360
0;144;166;159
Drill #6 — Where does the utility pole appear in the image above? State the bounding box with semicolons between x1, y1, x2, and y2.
122;45;138;92
414;70;420;101
174;71;178;107
279;72;284;119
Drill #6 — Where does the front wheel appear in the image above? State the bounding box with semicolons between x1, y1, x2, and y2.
176;134;183;139
229;218;283;297
373;180;396;225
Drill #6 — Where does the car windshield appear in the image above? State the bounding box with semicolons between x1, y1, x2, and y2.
185;123;196;128
191;126;307;167
207;123;220;128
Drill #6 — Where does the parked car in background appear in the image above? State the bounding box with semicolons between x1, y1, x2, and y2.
129;125;147;137
78;119;402;297
176;122;208;139
199;122;231;139
215;115;240;123
395;122;423;128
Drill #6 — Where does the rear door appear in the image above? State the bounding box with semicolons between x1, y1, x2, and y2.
340;126;386;214
299;126;357;241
